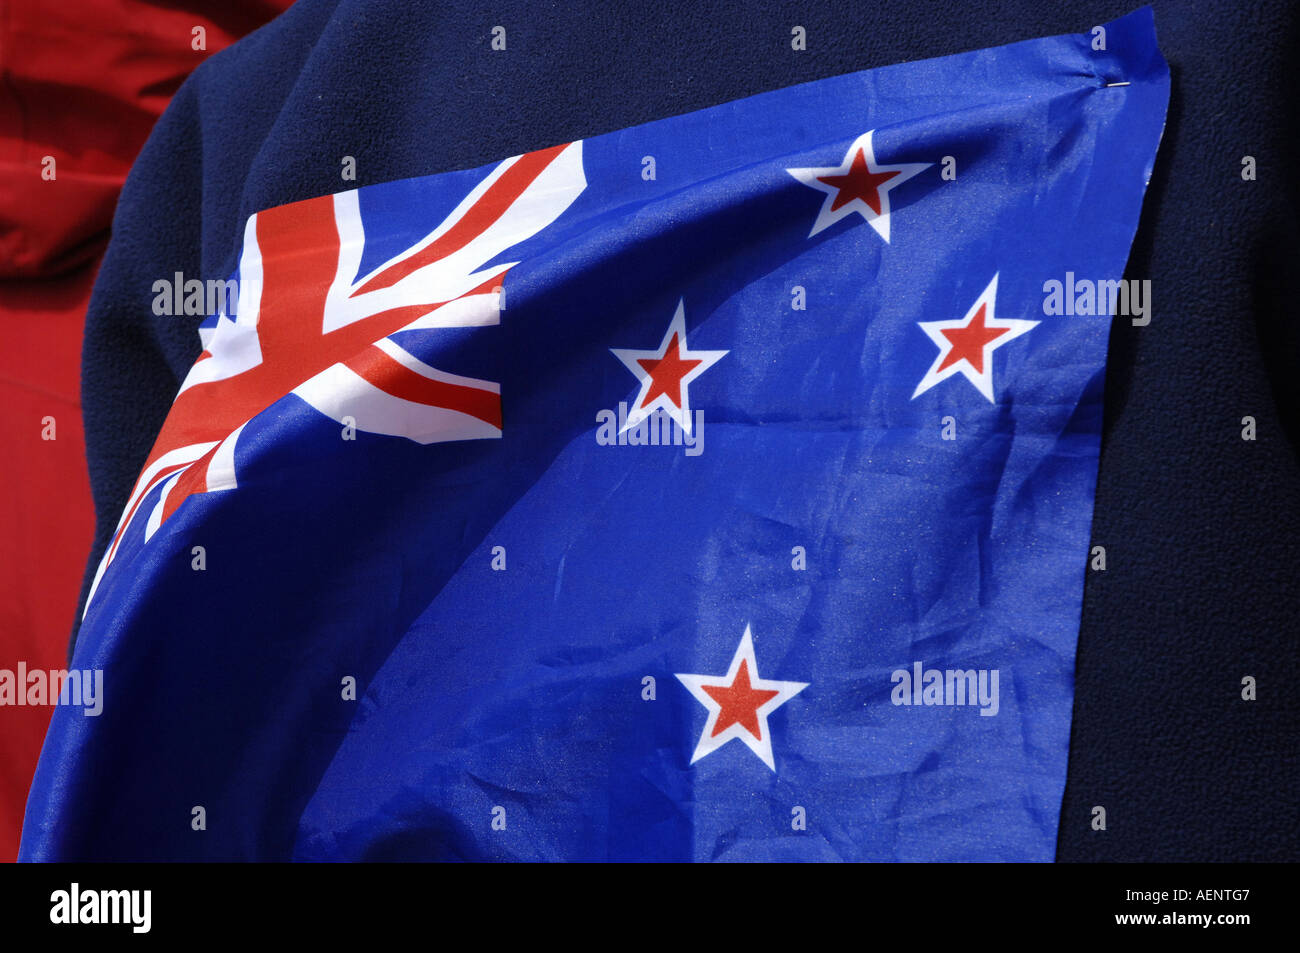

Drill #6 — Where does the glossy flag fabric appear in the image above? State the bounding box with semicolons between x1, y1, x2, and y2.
22;8;1168;861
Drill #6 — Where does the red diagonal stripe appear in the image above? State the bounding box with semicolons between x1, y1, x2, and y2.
344;346;502;429
350;143;568;298
160;444;221;525
107;460;195;560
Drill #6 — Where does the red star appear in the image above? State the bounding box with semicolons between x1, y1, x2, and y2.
817;148;901;215
637;333;702;410
937;304;1010;374
702;659;780;740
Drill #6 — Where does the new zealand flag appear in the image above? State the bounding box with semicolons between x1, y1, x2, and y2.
23;8;1168;861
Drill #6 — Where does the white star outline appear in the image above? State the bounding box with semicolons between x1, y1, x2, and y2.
912;273;1039;403
786;130;931;243
675;625;809;772
609;299;727;436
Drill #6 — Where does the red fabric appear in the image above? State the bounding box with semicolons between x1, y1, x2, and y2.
0;0;291;863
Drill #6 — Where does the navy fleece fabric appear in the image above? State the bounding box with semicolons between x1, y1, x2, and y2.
75;0;1299;861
